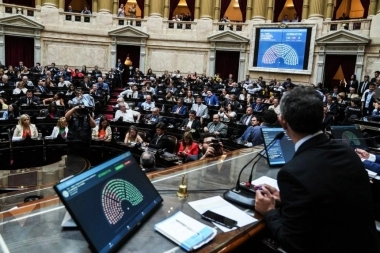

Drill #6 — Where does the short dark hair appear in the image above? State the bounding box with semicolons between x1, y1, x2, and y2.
156;122;167;130
280;86;323;134
351;98;361;106
189;110;196;116
140;151;155;169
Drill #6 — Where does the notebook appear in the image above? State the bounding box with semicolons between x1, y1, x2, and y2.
54;152;163;253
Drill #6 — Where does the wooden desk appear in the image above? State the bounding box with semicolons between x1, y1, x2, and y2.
0;146;278;252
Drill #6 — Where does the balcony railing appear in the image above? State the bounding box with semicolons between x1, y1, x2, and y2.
113;17;145;27
213;22;248;33
0;3;41;20
62;12;95;24
165;20;195;30
322;19;371;36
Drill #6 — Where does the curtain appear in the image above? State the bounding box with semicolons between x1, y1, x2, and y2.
292;0;303;21
333;0;343;20
323;55;343;90
238;0;247;22
5;36;34;68
215;51;239;82
340;55;357;85
220;0;231;20
169;0;181;20
274;0;287;22
360;0;371;18
117;45;141;85
136;0;144;18
186;0;195;21
3;0;35;7
84;0;92;12
64;0;71;11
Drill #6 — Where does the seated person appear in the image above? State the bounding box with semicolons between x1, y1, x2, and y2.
69;89;95;107
146;122;173;151
237;116;263;145
49;117;68;139
21;76;34;88
191;96;209;121
13;81;28;95
118;85;140;99
171;98;188;115
66;84;76;97
179;110;201;131
43;92;65;106
140;95;155;111
2;104;20;119
124;125;143;144
34;78;48;94
57;76;71;88
356;148;380;173
40;103;61;118
114;97;129;109
347;87;360;100
12;114;38;141
89;83;103;98
251;97;266;112
19;90;41;106
114;103;141;123
239;107;254;125
177;131;199;160
165;91;177;102
218;104;237;123
188;134;225;161
144;107;163;124
223;94;241;110
343;98;362;124
203;114;227;137
140;151;160;172
92;116;112;142
326;95;338;116
79;76;92;90
204;90;219;106
371;101;380;120
268;98;281;115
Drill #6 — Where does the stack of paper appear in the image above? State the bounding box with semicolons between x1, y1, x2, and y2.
154;211;217;251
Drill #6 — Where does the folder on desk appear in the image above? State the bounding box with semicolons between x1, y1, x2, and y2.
154;211;217;251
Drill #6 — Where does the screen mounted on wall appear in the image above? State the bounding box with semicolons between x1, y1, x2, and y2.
252;27;313;74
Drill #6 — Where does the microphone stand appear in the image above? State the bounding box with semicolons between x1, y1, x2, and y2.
223;132;284;208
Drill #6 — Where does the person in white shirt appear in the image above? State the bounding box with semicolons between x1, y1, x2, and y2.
268;98;281;115
114;103;141;123
13;81;28;95
140;95;155;111
246;83;262;94
57;76;71;88
118;85;140;99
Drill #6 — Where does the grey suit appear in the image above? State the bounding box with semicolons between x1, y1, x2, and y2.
206;122;227;137
191;103;209;118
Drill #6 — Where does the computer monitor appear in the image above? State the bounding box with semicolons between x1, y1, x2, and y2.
54;152;163;253
261;127;295;167
330;125;368;150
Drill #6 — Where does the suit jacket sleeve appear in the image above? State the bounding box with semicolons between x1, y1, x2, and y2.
188;142;199;156
363;159;380;174
219;124;227;137
264;169;313;252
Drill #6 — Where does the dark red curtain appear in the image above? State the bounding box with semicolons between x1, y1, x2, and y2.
333;0;343;20
3;0;35;7
119;0;128;6
5;35;34;68
169;0;181;20
238;0;247;22
360;0;371;18
84;0;92;12
215;51;239;81
65;0;71;11
117;45;140;84
274;0;287;22
220;0;231;20
292;0;303;21
186;0;195;20
136;0;144;18
340;55;357;84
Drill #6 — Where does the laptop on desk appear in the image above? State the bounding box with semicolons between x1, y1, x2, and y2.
54;152;163;253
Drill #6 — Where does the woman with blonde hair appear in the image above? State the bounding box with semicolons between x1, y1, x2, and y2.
124;125;143;144
12;114;38;141
49;117;68;139
13;81;27;95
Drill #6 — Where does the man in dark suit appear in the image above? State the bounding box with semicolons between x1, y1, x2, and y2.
147;122;174;152
255;86;380;253
19;90;41;106
238;107;254;126
144;107;163;125
171;98;188;115
371;70;379;83
358;75;370;97
179;110;201;130
251;97;266;112
115;58;124;86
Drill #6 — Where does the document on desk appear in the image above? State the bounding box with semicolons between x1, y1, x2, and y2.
154;211;217;252
188;196;257;232
251;176;278;190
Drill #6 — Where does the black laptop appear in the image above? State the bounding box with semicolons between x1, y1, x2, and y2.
54;152;163;253
261;127;295;167
330;125;368;150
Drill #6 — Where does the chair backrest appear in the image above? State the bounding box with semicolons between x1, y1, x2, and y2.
166;134;178;153
137;130;147;142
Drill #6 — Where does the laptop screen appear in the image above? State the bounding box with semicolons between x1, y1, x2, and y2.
261;127;295;167
330;125;368;150
54;152;163;253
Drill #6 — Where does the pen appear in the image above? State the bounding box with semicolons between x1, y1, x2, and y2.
176;219;203;238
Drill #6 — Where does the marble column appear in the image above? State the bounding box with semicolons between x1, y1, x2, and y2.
98;0;112;14
266;0;274;22
213;0;220;21
368;0;377;17
194;0;200;19
34;33;41;66
378;0;380;14
144;1;150;18
36;0;42;8
93;0;98;13
149;0;164;17
200;0;213;20
112;0;118;15
246;0;252;21
58;0;64;11
252;0;266;21
325;0;334;20
42;0;58;7
163;0;169;19
308;0;324;19
302;0;309;20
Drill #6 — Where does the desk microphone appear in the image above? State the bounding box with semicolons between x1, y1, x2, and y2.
223;132;284;208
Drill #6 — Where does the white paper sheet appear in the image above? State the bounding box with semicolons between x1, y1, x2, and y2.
251;176;278;190
188;196;257;232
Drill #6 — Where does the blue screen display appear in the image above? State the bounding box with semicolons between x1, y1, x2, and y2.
256;28;309;70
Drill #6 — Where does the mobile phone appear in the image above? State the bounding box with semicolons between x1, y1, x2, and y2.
201;210;237;228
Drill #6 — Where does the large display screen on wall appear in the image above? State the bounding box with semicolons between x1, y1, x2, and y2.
253;28;312;71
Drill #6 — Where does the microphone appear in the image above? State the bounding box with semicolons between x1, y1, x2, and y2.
223;131;285;208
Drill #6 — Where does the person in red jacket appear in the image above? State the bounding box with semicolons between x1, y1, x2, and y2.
177;131;199;161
